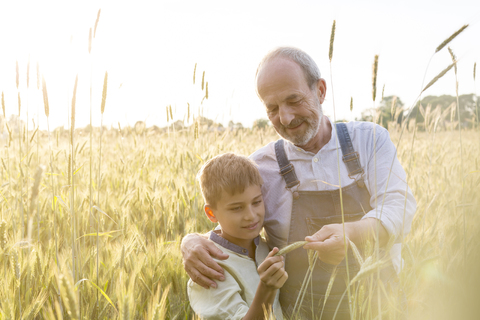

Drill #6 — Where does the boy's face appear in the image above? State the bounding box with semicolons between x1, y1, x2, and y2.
205;185;265;249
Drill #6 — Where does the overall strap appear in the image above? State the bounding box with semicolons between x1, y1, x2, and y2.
274;140;300;190
335;122;365;187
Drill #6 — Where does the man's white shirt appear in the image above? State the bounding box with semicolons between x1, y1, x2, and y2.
250;118;417;273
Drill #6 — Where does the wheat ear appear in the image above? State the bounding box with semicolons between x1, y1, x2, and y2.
274;241;308;256
372;55;379;101
435;24;468;53
329;20;336;62
422;62;456;93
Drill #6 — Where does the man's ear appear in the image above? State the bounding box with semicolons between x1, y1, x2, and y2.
204;205;218;223
316;78;327;104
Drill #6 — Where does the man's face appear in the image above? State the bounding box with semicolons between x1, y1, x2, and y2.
256;57;324;147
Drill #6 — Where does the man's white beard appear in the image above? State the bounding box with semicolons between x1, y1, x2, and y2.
275;105;323;147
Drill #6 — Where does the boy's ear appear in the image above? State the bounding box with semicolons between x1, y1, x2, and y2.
204;205;218;223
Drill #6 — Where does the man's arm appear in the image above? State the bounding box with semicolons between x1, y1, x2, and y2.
304;124;416;265
181;233;229;289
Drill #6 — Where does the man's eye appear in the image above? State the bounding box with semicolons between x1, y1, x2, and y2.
253;200;262;205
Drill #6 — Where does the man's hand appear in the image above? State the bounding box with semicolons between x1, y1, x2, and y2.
181;233;229;289
257;247;288;289
303;218;389;265
303;224;349;265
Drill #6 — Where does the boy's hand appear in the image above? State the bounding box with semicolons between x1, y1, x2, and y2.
257;247;288;289
181;233;229;289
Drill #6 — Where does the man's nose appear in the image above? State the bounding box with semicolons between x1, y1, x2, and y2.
279;106;295;127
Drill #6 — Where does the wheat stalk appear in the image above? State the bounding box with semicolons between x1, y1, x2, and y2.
17;92;21;116
193;63;197;84
16;60;19;89
1;91;5;117
372;55;379;102
101;71;108;114
435;24;468;53
0;220;6;250
71;75;78;145
26;56;30;89
89;28;92;54
28;166;44;217
422;62;456;93
329;20;336;62
94;9;101;37
274;241;307;256
36;62;40;90
42;76;50;117
97;70;109;317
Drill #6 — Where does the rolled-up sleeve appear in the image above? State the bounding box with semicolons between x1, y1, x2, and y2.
361;125;416;242
187;269;250;320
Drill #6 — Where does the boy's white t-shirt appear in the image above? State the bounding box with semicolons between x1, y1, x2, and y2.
187;230;283;319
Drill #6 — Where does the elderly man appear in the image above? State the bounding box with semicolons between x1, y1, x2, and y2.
182;47;416;319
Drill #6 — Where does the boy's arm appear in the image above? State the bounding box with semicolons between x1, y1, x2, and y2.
242;248;288;320
181;233;229;289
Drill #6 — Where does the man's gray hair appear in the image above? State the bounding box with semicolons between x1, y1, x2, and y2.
256;47;321;89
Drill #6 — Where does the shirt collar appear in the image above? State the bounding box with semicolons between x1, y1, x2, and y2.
284;116;338;156
209;230;260;257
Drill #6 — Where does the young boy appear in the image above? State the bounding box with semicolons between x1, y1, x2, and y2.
188;153;287;320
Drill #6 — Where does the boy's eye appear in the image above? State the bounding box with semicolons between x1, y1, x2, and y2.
253;200;262;205
230;206;242;211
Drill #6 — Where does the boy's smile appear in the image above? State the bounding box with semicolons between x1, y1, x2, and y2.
205;185;265;252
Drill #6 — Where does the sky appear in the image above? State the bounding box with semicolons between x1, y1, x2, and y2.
0;0;479;130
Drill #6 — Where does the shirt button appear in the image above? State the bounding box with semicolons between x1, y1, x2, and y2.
313;157;319;163
242;249;247;254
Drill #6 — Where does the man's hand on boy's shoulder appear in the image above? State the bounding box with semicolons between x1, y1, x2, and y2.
181;233;229;289
257;247;288;290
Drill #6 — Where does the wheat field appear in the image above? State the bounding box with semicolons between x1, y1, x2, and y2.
0;115;479;319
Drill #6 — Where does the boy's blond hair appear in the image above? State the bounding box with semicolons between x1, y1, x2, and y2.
197;153;263;209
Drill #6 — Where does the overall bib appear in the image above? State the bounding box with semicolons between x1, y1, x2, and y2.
275;123;397;320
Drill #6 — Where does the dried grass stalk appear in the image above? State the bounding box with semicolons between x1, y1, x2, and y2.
435;24;468;53
205;82;209;99
422;62;456;93
350;97;353;111
329;20;336;62
274;241;308;256
474;62;476;81
202;71;205;90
